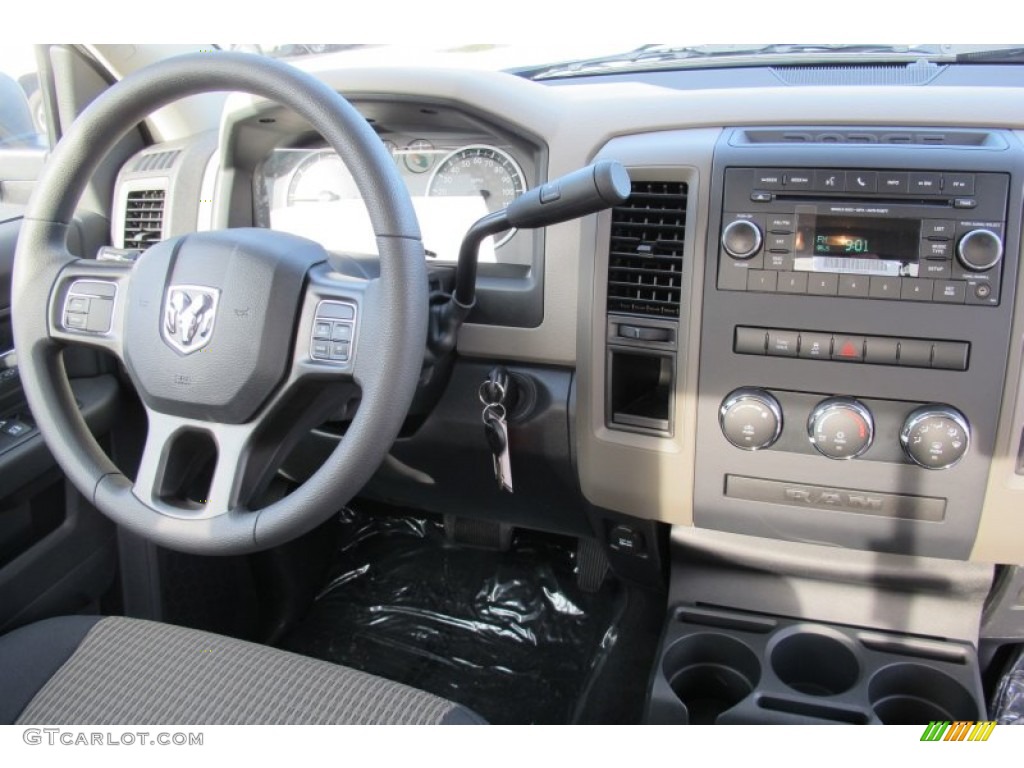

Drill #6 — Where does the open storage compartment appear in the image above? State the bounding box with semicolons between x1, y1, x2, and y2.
646;605;985;724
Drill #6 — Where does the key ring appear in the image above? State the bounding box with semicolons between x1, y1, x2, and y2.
483;399;507;423
479;379;506;406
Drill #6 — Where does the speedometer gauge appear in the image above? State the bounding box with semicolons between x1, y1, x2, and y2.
427;145;526;248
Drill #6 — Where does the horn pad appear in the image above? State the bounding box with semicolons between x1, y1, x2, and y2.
122;229;327;423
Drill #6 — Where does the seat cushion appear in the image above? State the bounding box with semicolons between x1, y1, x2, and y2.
1;616;483;725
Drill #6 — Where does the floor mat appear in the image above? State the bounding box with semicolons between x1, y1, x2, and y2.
280;507;621;724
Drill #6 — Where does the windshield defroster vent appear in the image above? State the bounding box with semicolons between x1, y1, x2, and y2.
123;189;166;248
607;180;688;318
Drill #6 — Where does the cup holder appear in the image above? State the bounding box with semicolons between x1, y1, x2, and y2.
771;630;860;697
869;664;979;724
662;633;761;724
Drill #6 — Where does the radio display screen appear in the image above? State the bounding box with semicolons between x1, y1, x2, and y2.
795;215;921;277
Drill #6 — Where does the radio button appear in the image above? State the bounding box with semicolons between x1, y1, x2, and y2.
932;280;967;304
750;191;773;203
807;274;839;296
898;340;933;367
878;172;909;194
766;233;794;252
767;216;795;233
747;270;778;292
901;279;934;302
767;330;800;357
920;240;952;259
813;170;846;192
764;252;794;271
799;332;832;359
957;228;1003;271
777;272;808;294
832;336;865;362
953;198;977;209
923;220;956;240
755;170;785;189
945;174;975;195
909;172;942;195
921;261;951;278
784;171;813;189
848;171;877;193
837;274;870;297
864;337;900;366
869;276;902;300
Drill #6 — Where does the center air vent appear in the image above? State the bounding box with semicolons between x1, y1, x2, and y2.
123;189;166;248
607;181;688;318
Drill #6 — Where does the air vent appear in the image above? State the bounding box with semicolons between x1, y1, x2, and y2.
738;128;994;147
772;61;943;87
607;181;688;318
123;189;166;248
133;150;181;172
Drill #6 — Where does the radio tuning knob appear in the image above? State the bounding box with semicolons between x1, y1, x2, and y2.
900;405;970;470
719;388;782;450
721;220;762;259
956;229;1003;272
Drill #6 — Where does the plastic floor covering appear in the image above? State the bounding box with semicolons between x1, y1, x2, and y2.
281;508;621;724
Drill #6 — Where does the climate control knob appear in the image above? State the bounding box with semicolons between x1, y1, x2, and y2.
719;388;782;451
721;220;762;259
956;229;1003;272
808;397;874;460
900;406;970;470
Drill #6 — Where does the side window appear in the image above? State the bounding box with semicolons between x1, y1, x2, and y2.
0;45;46;149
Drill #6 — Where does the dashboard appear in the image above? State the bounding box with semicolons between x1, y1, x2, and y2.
111;60;1024;566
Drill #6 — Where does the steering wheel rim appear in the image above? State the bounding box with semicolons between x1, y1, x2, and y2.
11;52;429;554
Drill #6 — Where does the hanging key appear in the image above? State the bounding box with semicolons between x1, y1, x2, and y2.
480;374;513;494
483;405;513;493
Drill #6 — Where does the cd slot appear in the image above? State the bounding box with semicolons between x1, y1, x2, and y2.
773;194;954;207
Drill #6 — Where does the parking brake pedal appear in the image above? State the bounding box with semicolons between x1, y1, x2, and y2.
444;515;513;551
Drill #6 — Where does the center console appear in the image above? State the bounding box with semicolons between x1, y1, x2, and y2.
694;128;1024;560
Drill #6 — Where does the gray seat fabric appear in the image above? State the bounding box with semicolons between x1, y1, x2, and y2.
2;616;483;725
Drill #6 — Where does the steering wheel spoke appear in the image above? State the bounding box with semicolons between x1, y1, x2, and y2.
48;257;134;360
291;262;378;385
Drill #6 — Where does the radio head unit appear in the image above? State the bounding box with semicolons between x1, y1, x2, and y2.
717;168;1009;306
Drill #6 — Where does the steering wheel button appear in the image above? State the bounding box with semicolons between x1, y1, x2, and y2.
66;296;90;313
331;323;352;342
313;321;332;340
64;312;88;330
316;301;355;320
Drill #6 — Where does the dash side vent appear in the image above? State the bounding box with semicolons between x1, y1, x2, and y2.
607;181;688;318
123;189;166;248
133;150;181;172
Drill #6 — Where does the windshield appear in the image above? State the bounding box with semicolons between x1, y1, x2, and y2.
226;43;1024;79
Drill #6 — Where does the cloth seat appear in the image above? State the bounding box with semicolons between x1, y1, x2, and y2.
0;615;484;724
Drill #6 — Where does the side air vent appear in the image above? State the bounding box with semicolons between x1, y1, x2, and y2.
607;181;688;318
738;128;996;147
133;150;181;172
123;189;166;247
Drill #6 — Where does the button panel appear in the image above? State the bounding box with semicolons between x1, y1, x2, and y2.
62;280;117;335
720;168;1006;307
734;326;969;371
310;300;358;364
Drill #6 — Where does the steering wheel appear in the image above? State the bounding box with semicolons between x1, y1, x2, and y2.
11;52;428;554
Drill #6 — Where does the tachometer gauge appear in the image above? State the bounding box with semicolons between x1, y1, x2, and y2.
427;145;526;248
285;150;357;206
